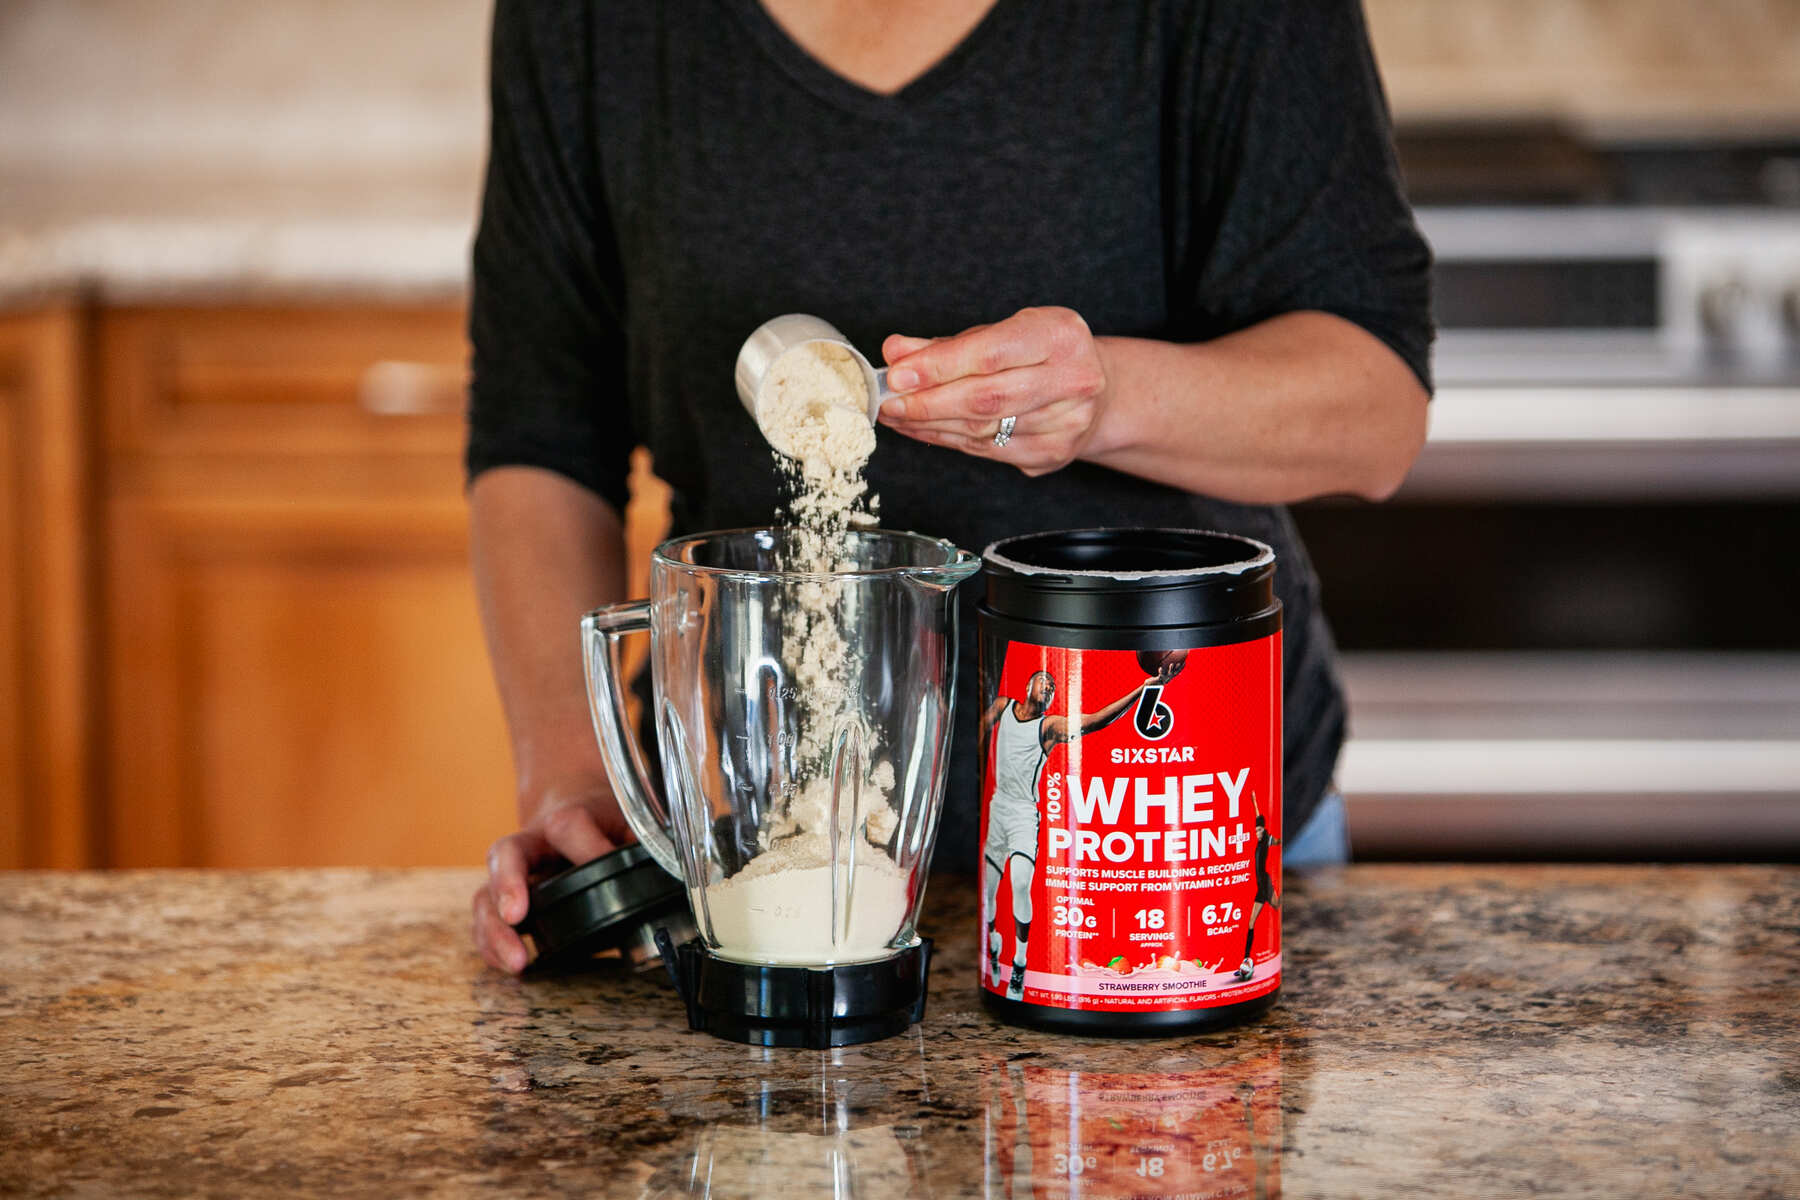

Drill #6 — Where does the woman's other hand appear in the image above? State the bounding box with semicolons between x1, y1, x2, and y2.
470;779;628;973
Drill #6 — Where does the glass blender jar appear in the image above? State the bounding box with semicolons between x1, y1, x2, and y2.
582;527;978;1047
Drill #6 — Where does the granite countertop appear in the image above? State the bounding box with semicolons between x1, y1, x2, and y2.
2;865;1795;1197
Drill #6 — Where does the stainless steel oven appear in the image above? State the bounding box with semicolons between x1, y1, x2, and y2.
1293;129;1800;859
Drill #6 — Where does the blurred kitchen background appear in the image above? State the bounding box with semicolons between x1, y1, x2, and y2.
2;0;1797;869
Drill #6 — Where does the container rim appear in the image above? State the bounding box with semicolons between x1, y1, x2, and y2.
983;527;1274;582
653;525;977;583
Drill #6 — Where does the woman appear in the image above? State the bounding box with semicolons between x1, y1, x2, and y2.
466;0;1432;973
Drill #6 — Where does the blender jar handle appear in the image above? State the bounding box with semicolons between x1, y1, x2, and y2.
580;603;684;880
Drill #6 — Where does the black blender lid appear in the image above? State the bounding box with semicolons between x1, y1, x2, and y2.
514;844;692;968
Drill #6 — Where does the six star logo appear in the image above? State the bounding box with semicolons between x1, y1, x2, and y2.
1132;683;1175;740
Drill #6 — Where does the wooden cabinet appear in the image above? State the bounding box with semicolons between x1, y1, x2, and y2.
97;304;515;867
2;300;672;869
0;306;94;868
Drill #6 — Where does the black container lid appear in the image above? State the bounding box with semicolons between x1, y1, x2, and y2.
983;527;1277;629
513;844;693;969
664;937;933;1049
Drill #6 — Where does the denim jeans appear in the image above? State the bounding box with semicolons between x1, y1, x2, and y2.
1283;789;1350;869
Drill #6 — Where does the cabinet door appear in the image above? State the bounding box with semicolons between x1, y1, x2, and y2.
106;489;513;866
101;304;467;459
99;305;513;867
0;307;93;868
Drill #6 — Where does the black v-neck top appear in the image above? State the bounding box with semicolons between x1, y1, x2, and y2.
466;0;1433;866
725;0;1031;114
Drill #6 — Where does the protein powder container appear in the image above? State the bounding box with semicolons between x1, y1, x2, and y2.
976;528;1283;1036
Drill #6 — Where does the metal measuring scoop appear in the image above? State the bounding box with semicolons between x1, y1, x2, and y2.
734;314;895;432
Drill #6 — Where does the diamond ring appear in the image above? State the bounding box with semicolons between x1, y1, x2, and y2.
992;415;1017;448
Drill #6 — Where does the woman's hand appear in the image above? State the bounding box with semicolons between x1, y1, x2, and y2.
878;306;1110;478
877;309;1428;504
470;779;630;973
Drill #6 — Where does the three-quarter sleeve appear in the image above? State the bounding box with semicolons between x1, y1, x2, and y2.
1175;0;1434;394
465;0;635;514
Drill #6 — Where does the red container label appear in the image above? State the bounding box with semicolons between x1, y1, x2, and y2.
978;634;1282;1012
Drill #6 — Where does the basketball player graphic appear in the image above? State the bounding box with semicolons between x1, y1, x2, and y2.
1234;791;1281;981
981;657;1182;1001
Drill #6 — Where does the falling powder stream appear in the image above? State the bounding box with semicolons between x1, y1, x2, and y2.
702;340;909;965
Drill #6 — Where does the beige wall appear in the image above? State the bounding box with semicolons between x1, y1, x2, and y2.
2;0;1798;173
0;0;487;174
1367;0;1800;135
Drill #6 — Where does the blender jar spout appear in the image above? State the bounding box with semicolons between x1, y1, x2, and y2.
908;548;980;591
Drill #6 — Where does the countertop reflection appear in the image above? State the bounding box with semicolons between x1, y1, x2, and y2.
625;1033;1283;1198
2;865;1795;1197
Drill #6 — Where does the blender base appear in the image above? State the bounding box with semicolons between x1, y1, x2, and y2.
660;936;933;1048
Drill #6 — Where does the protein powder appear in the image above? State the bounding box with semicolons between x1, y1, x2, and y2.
976;528;1283;1035
710;336;907;967
702;839;911;965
